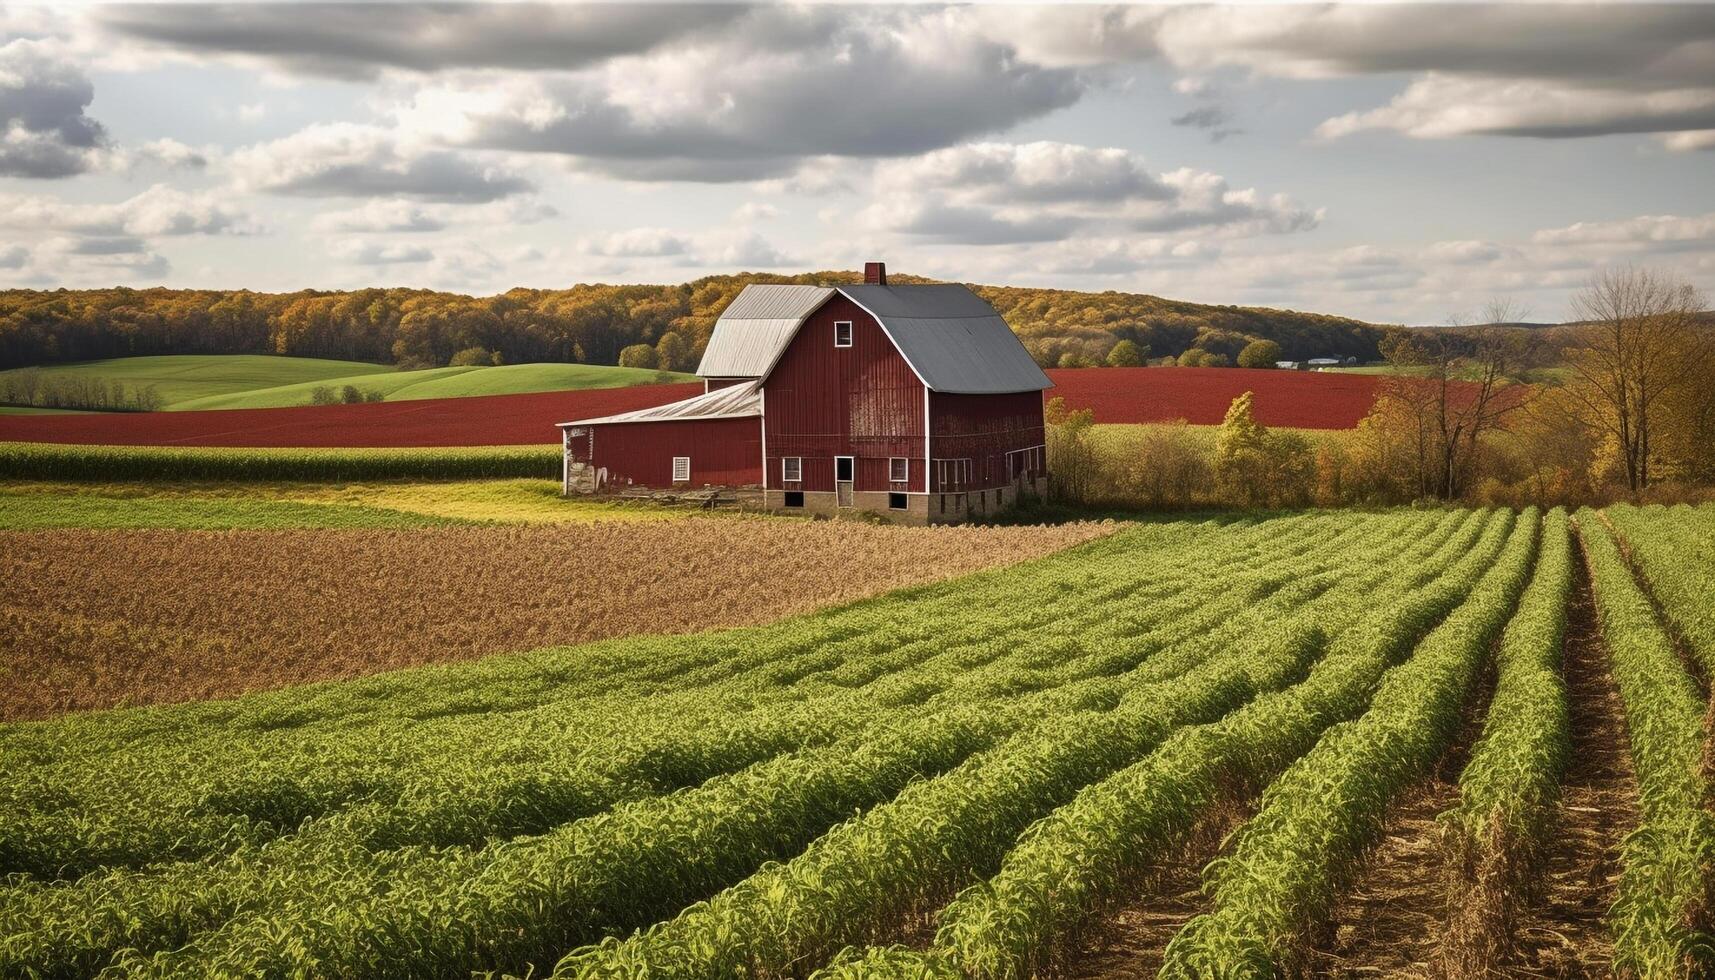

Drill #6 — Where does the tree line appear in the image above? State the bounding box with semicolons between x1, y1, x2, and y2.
0;272;1396;373
1046;267;1715;509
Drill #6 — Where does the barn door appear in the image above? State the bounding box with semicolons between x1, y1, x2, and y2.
835;456;855;507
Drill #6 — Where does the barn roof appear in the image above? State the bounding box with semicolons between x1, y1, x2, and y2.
695;285;835;379
557;379;761;428
696;283;1052;395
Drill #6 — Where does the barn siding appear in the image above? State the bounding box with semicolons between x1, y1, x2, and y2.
572;416;762;488
929;390;1047;491
763;295;927;493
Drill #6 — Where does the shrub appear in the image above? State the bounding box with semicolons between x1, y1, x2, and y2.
1177;348;1209;367
618;344;659;369
449;347;499;367
309;386;338;406
1237;339;1283;369
1104;340;1146;368
340;385;366;404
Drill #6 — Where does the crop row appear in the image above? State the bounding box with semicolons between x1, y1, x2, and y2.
2;513;1440;975
1155;508;1537;976
0;513;1348;879
1604;503;1715;676
1436;508;1574;973
1579;512;1714;977
803;508;1510;978
550;513;1501;978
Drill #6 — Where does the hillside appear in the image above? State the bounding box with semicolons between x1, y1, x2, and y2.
0;275;1397;376
0;355;690;412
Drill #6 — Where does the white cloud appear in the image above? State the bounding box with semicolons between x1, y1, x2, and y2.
311;199;446;234
330;239;434;265
733;201;780;222
232;122;533;202
0;184;259;236
1533;212;1715;249
578;228;692;258
236;102;266;124
1317;74;1715;147
861;142;1317;246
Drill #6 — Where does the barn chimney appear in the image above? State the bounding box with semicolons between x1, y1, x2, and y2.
864;261;887;286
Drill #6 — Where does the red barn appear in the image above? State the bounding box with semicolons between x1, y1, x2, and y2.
559;263;1051;523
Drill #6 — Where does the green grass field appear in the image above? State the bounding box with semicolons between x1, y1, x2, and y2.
0;355;694;412
1328;363;1571;385
0;479;703;528
0;355;390;408
0;406;92;415
170;361;693;411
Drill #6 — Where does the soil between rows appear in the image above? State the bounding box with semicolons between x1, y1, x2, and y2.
1509;544;1638;979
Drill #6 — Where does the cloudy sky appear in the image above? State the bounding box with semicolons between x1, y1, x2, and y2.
2;2;1713;324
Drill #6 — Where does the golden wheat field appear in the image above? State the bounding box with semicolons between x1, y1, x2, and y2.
0;518;1110;720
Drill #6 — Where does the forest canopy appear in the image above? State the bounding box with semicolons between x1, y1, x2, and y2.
0;272;1396;372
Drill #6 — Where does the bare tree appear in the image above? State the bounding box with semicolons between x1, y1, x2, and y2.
1564;266;1708;492
1376;299;1529;500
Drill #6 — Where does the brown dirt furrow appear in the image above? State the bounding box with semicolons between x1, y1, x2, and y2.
1301;652;1495;980
1509;546;1638;979
1067;795;1254;979
0;519;1110;720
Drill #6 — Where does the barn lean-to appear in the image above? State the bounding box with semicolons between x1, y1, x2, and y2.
558;263;1053;523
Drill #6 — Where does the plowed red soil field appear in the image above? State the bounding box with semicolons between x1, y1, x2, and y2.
0;368;1386;447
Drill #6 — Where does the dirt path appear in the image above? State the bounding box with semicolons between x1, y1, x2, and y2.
1509;549;1639;978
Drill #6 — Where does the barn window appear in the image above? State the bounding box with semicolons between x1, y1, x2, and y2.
834;320;853;347
782;456;802;482
783;491;804;508
672;456;690;482
889;457;908;482
889;492;907;510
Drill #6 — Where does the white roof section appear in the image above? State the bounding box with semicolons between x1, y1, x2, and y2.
558;380;761;427
697;282;1052;395
695;285;835;378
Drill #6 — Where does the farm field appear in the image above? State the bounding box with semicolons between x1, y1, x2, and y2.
2;504;1710;978
0;354;393;407
0;365;1395;448
0;515;1110;719
0;355;693;412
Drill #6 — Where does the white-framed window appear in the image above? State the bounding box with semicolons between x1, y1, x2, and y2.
782;456;802;482
834;320;853;347
889;456;909;483
672;456;691;482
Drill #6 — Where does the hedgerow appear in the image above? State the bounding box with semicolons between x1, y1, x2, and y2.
0;441;559;481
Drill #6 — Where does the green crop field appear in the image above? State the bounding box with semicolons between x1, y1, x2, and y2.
0;355;693;412
168;361;694;411
0;355;391;408
3;504;1710;978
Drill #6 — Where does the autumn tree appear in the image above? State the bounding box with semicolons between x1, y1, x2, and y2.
1370;299;1529;500
1559;266;1710;492
1237;339;1282;368
655;330;692;372
1044;395;1099;503
1215;390;1314;508
1105;339;1145;367
618;343;659;369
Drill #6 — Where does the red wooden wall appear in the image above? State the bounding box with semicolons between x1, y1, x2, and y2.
763;294;928;493
571;416;762;488
929;390;1047;491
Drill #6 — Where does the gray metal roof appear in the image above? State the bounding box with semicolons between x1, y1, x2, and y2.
558;380;761;427
697;282;1051;394
695;285;834;378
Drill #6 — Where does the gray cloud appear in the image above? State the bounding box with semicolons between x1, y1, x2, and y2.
98;3;747;79
68;236;147;255
1170;105;1240;143
396;7;1082;182
0;39;109;178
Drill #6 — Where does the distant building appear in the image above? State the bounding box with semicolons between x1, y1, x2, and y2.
1275;360;1302;370
1307;357;1342;370
558;263;1053;524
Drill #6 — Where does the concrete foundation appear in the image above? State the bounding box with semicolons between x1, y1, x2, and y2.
763;476;1047;525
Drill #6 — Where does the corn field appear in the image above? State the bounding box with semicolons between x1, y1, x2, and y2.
1;505;1711;979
